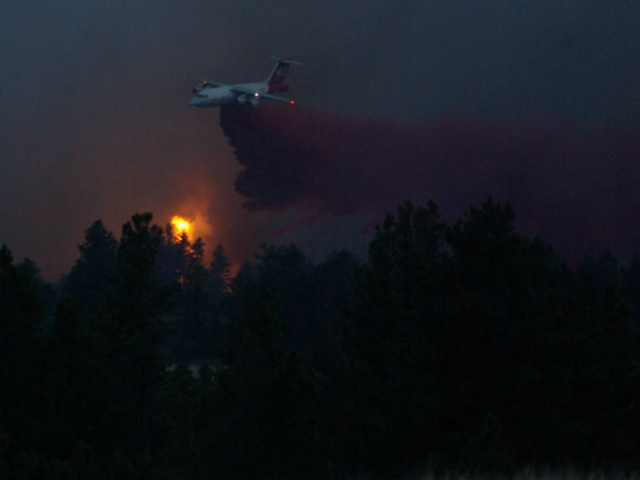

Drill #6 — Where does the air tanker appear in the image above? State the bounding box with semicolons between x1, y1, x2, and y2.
189;56;305;108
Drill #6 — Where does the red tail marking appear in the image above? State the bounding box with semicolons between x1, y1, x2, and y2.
269;64;289;85
267;61;291;93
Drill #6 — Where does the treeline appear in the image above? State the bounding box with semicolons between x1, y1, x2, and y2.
2;200;640;479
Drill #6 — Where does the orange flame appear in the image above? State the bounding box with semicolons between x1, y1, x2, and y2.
171;216;191;238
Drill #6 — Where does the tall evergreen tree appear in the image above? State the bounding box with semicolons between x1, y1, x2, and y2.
64;220;118;315
95;213;174;457
157;224;217;361
209;243;231;295
0;246;50;469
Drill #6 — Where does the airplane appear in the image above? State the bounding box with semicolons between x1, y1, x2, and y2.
189;56;305;108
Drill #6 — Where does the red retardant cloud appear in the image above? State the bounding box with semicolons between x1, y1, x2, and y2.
221;104;640;262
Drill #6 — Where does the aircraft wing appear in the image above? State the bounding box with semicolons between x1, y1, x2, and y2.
257;92;290;102
190;76;226;87
230;85;290;102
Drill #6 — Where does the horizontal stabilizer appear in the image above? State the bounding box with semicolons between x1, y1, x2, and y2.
269;56;307;66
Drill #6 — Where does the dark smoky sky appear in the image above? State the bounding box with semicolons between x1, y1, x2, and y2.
0;1;639;280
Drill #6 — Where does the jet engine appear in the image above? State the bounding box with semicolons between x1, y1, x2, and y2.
235;94;247;105
248;97;260;107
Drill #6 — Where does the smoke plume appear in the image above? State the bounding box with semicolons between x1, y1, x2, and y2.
222;104;640;262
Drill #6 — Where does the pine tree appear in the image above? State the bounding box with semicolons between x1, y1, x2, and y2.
95;213;174;456
0;246;48;467
64;220;118;315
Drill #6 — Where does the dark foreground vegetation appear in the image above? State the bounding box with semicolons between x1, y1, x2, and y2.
2;200;640;479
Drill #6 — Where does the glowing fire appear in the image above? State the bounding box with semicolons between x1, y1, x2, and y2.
171;216;191;237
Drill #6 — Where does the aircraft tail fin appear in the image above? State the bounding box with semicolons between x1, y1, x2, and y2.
265;56;306;93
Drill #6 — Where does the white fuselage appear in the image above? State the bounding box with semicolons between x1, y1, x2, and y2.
190;82;268;107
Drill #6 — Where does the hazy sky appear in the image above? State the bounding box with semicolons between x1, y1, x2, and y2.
1;1;639;280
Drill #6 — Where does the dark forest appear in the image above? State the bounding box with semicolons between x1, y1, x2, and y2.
2;198;640;479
